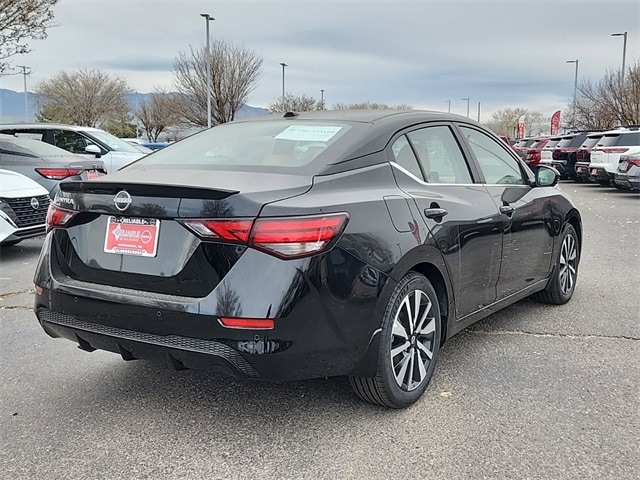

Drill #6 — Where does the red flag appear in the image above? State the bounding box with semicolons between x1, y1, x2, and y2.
517;114;526;139
550;110;561;135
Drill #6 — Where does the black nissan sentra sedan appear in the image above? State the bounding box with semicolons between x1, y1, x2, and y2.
34;110;582;408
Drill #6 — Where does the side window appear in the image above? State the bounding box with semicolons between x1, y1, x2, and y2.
460;126;524;185
407;126;472;184
53;130;90;154
390;135;424;180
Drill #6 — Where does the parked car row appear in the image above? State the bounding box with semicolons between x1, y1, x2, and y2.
514;126;640;191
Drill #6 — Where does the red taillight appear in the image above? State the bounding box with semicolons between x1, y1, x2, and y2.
181;213;349;259
602;147;629;154
36;168;83;180
182;219;253;243
250;213;349;259
552;150;562;160
219;317;274;330
627;159;640;167
45;204;77;232
576;151;585;160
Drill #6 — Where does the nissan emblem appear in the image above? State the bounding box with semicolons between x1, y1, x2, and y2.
114;190;132;212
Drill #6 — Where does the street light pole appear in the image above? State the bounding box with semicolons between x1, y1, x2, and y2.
566;59;578;128
461;97;470;117
320;89;324;109
477;101;481;122
445;100;451;113
200;13;215;128
17;65;31;122
279;62;287;112
611;32;627;81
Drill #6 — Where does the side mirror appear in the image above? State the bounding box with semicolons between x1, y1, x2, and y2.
85;144;102;157
536;165;560;187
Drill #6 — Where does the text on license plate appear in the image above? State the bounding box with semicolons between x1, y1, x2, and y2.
104;216;160;257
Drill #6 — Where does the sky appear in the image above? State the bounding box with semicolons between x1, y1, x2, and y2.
1;0;638;122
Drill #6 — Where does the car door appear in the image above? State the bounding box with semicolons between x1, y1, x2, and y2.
457;125;554;298
389;124;504;319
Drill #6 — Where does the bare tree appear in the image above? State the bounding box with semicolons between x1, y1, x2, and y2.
35;69;132;127
0;0;59;72
173;40;263;127
486;107;546;137
268;93;318;113
332;102;413;110
136;88;181;141
574;63;640;129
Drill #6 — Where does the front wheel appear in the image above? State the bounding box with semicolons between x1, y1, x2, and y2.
350;272;441;408
534;223;579;305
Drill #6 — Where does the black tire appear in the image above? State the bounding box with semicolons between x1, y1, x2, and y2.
350;272;441;408
534;223;579;305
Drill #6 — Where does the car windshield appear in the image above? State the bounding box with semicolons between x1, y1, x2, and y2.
130;120;351;171
88;130;145;154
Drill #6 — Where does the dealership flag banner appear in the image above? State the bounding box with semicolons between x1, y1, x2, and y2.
517;114;526;139
551;110;561;135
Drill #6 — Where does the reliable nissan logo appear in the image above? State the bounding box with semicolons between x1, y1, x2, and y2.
30;197;40;210
114;190;132;212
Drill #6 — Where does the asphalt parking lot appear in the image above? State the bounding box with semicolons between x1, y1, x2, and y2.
1;182;638;480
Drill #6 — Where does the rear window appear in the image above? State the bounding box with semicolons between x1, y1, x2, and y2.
580;135;603;149
598;135;622;147
567;133;589;147
556;136;576;148
614;132;640;146
544;138;562;148
131;121;351;171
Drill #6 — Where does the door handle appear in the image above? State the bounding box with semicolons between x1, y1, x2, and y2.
424;208;448;219
500;205;515;215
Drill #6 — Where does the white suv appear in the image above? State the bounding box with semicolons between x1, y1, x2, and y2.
0;123;147;173
589;127;640;186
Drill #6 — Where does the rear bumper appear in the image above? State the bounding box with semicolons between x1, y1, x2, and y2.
33;234;390;381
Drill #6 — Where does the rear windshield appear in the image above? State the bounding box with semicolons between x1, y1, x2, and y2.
130;120;351;171
598;135;622;147
567;133;589;147
580;135;603;149
5;137;71;156
613;132;640;146
556;136;576;148
544;138;561;148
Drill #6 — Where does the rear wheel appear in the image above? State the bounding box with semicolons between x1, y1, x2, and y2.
350;272;441;408
534;223;579;305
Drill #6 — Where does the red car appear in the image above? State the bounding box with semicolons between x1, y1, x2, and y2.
524;137;550;167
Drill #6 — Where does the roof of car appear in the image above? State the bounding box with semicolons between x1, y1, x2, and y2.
238;109;474;126
0;123;102;132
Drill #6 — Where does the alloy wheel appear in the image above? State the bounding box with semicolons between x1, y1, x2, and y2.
559;233;578;296
390;289;437;391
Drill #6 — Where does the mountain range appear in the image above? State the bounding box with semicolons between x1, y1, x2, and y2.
0;89;269;123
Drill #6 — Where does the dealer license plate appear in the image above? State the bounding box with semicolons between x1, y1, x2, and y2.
104;216;160;257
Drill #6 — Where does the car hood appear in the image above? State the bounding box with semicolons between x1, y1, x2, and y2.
0;169;49;197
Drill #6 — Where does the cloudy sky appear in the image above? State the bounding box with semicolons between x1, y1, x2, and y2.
1;0;638;121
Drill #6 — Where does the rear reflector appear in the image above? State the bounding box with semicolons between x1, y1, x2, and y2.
219;317;275;329
36;168;83;180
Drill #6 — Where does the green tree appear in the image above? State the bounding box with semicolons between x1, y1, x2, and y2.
0;0;59;72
